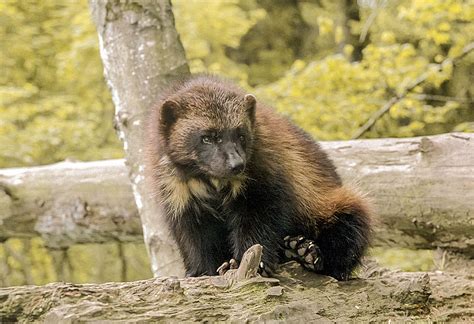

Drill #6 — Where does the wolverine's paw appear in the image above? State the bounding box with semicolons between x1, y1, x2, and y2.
216;258;239;276
283;235;323;272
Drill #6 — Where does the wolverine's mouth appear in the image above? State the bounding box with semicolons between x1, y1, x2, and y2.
205;167;246;180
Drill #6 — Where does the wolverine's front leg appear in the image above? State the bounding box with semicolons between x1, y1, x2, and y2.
227;211;283;276
229;234;280;277
168;212;232;277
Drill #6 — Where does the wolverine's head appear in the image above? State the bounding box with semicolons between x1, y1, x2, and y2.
157;77;256;179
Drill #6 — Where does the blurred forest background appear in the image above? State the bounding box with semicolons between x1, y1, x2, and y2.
0;0;472;286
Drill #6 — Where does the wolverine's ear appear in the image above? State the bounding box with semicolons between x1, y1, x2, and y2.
160;99;180;128
244;94;256;121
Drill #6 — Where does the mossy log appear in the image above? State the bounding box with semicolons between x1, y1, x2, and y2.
1;245;473;322
1;133;472;257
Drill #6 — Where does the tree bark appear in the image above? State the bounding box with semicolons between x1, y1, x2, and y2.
89;0;190;276
0;246;472;322
1;133;473;257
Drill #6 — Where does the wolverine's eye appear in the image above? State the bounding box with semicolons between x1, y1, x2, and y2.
239;135;246;143
215;136;223;144
202;135;212;144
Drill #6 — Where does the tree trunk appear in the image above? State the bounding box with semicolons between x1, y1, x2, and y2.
1;245;472;322
89;0;190;276
1;133;473;257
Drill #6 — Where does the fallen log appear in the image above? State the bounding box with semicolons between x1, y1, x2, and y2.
324;132;474;256
0;160;141;248
0;133;473;256
0;245;472;322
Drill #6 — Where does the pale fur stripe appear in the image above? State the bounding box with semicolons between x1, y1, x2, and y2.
157;156;245;219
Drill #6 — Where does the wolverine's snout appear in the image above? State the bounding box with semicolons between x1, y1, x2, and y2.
226;146;245;175
228;156;244;174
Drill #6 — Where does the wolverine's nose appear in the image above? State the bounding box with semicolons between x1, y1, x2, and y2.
227;153;244;174
229;160;245;174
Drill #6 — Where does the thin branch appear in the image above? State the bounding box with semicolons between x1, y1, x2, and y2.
409;93;474;103
359;0;387;43
118;242;127;282
352;42;474;139
50;248;69;282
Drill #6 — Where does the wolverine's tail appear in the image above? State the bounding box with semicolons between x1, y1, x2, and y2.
315;186;374;280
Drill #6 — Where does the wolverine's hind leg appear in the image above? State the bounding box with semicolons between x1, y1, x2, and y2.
283;187;372;280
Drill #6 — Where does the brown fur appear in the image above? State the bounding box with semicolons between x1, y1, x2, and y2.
144;74;373;279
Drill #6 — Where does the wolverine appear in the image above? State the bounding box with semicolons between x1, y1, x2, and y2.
145;74;372;280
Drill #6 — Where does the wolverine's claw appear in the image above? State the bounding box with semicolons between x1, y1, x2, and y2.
229;258;239;269
284;235;305;249
217;258;239;275
216;262;229;276
258;261;273;277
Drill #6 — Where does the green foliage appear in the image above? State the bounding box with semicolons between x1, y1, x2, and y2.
0;0;122;168
224;0;314;86
174;0;473;140
173;0;265;86
256;0;473;140
396;0;472;51
257;43;465;140
0;238;151;286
